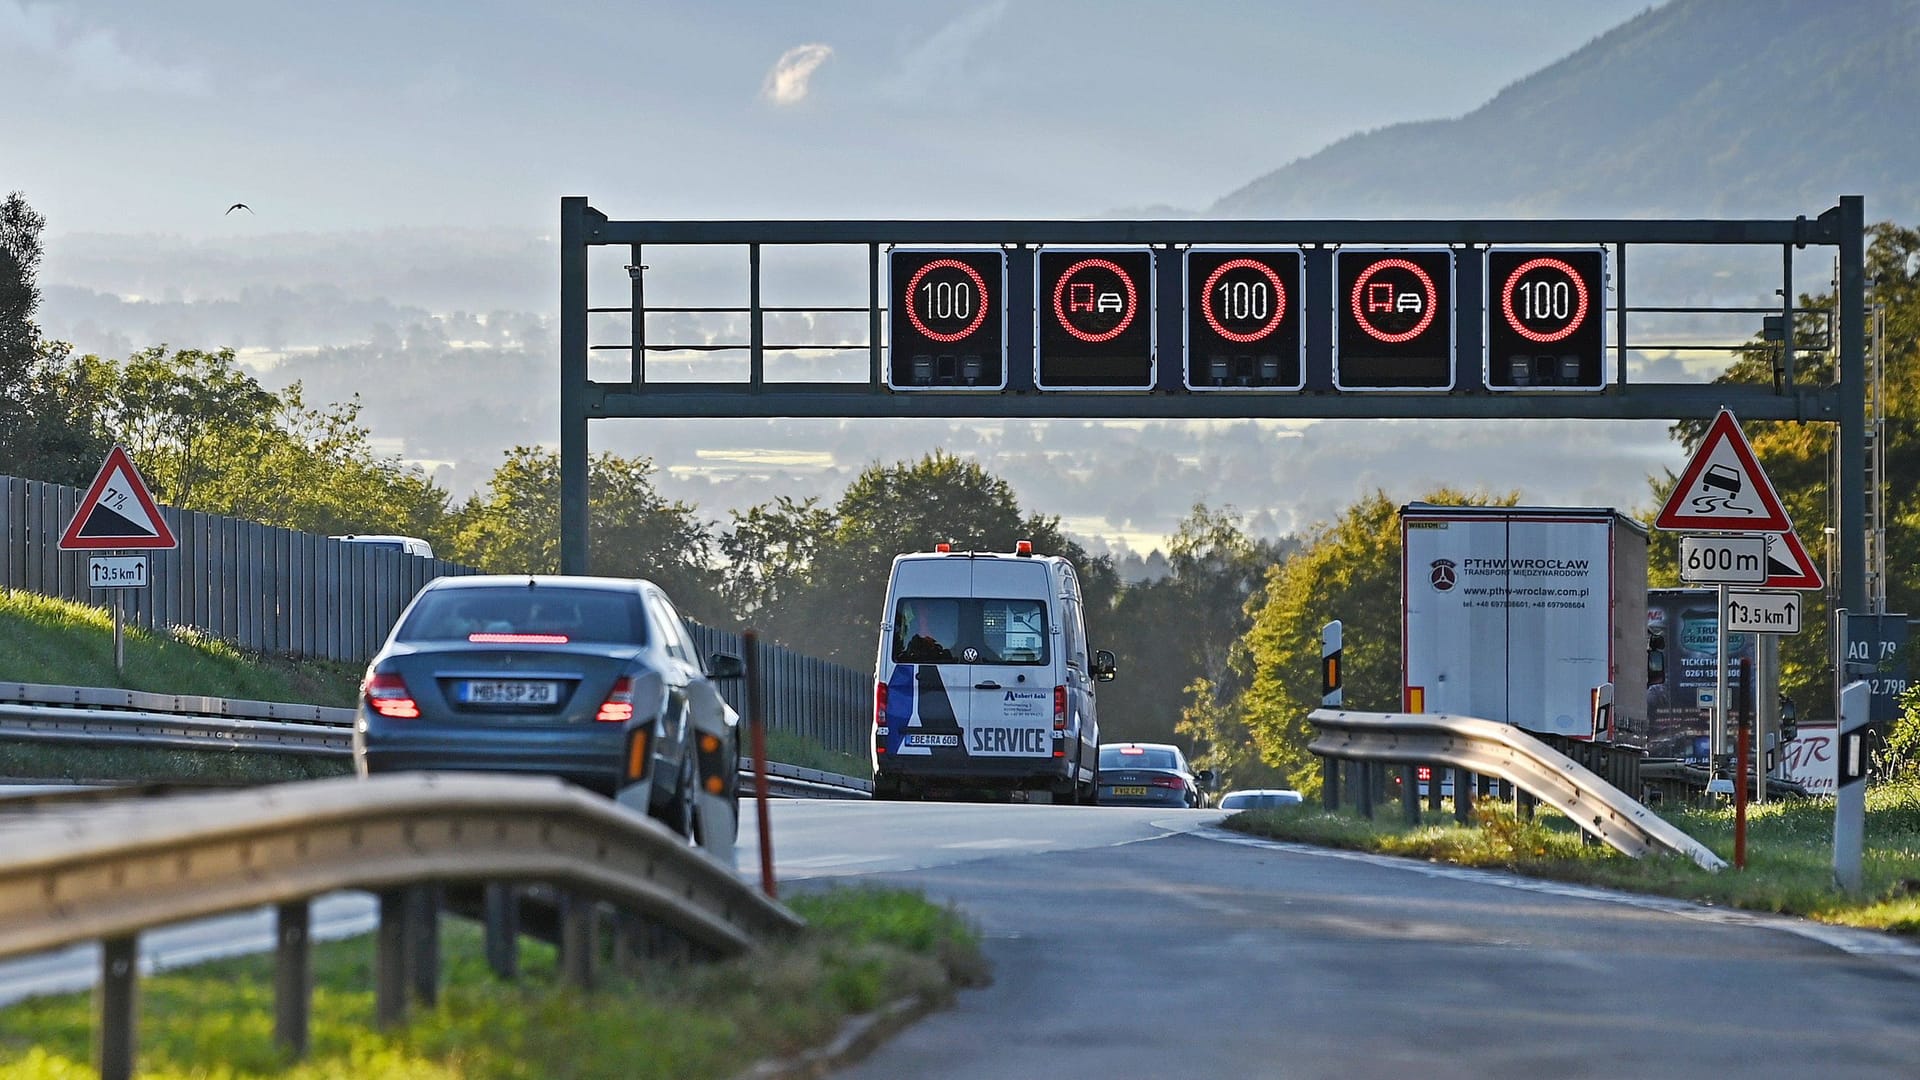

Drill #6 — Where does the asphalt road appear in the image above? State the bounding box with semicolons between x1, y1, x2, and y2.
743;801;1920;1080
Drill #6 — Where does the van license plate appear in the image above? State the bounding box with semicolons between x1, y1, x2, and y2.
1111;785;1148;797
459;680;559;705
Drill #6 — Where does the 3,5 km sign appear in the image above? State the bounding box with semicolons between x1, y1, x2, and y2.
1679;535;1768;584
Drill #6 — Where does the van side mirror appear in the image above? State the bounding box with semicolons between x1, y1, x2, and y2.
1092;649;1117;682
707;653;745;679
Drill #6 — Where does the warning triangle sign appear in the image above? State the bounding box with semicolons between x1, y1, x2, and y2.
58;446;177;550
1763;530;1823;590
1654;409;1793;532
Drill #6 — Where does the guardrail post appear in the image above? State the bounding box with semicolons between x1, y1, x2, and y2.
1426;765;1442;813
408;885;440;1007
1322;757;1339;810
273;901;311;1059
1401;764;1420;824
484;883;520;980
1453;768;1474;823
375;889;409;1029
560;891;596;989
1516;789;1536;821
95;933;138;1080
1356;762;1373;819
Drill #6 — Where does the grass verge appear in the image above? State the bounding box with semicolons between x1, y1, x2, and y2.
1223;778;1920;933
763;729;870;779
0;884;987;1079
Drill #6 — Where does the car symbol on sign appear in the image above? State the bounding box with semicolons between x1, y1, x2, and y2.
1702;463;1742;495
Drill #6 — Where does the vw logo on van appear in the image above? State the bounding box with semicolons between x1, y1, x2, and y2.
1429;559;1458;591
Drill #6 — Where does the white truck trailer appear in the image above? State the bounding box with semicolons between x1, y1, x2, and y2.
1401;503;1648;744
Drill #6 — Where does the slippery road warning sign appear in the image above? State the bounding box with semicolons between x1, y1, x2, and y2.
58;446;177;550
1654;409;1792;533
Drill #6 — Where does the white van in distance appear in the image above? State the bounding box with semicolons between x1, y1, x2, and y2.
872;540;1114;802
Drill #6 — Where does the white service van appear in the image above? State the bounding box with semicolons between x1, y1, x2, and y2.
872;541;1114;802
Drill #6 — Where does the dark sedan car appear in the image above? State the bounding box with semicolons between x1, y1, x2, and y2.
353;575;741;844
1095;742;1214;808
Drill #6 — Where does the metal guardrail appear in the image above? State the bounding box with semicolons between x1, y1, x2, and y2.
1307;709;1728;872
0;773;804;1077
0;681;874;797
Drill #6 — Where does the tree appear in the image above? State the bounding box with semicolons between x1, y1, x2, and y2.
450;446;721;618
718;495;832;640
1225;488;1512;793
105;346;280;505
0;191;44;397
1103;504;1294;746
741;451;1116;667
0;341;114;485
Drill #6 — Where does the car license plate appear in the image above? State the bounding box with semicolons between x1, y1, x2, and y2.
1111;785;1149;797
458;680;560;705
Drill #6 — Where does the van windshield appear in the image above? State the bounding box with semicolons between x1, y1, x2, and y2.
893;597;1048;665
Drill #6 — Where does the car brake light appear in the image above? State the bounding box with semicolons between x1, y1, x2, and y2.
469;632;570;644
1053;685;1067;730
1150;776;1185;790
1120;746;1145;755
596;676;634;723
364;672;419;719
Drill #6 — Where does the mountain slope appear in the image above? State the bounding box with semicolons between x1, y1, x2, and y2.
1213;0;1920;221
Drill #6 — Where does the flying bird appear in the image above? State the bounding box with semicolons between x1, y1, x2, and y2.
225;203;252;215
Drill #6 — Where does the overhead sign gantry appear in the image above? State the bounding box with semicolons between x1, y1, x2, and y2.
557;197;1869;624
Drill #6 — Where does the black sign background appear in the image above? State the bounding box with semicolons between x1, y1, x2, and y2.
1486;248;1606;389
888;249;1006;389
1185;249;1304;389
1037;249;1155;389
1334;249;1454;389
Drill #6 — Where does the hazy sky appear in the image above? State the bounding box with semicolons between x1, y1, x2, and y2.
10;0;1703;552
6;0;1657;237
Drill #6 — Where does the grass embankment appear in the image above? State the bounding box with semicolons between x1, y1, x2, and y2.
0;590;360;783
1224;780;1920;932
0;885;987;1079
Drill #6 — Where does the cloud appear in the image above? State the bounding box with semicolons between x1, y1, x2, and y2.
761;43;833;106
0;1;210;95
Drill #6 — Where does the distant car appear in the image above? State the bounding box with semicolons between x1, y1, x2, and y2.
1216;789;1304;811
353;575;742;844
1095;742;1213;808
334;533;436;558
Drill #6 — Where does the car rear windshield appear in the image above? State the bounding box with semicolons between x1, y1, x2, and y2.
893;597;1048;665
1101;747;1178;770
397;586;647;644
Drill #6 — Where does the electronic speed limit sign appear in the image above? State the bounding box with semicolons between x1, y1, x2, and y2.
887;249;1007;391
1486;248;1607;390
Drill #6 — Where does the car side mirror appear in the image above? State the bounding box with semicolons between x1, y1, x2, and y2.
1196;768;1218;790
1092;649;1117;682
707;652;745;679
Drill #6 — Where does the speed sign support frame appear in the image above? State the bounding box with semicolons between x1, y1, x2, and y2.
557;196;1869;639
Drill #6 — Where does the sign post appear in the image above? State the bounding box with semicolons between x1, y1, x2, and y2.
58;447;177;675
1834;680;1872;892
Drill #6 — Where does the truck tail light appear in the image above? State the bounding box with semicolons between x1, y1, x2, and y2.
874;682;888;755
363;672;418;719
1053;685;1067;729
596;676;635;723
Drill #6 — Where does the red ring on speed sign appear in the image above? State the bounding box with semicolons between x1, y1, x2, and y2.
1201;258;1288;344
1051;257;1138;344
904;258;991;344
1500;256;1589;344
1349;258;1438;344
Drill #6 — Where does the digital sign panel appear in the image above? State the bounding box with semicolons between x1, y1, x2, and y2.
887;249;1007;390
1333;248;1455;390
1036;248;1155;389
1485;248;1607;390
1184;249;1304;391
